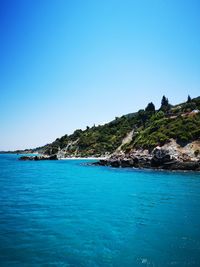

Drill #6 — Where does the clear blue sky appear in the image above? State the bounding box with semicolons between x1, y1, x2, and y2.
0;0;200;150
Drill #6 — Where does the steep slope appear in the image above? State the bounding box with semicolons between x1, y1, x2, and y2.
114;130;134;154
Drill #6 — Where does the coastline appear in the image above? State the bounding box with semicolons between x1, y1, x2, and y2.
18;144;200;172
60;157;106;160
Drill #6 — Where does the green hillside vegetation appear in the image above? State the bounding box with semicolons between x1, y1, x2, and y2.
40;96;200;156
132;111;200;150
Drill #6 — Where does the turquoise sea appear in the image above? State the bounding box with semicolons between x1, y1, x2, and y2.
0;154;200;267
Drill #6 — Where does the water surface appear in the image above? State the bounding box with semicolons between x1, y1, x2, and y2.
0;154;200;266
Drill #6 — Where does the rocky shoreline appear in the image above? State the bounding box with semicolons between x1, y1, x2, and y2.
93;147;200;171
19;155;58;161
18;143;200;171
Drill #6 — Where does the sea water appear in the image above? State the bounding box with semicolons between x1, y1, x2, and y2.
0;154;200;267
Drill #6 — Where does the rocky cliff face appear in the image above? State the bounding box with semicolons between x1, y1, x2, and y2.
94;139;200;171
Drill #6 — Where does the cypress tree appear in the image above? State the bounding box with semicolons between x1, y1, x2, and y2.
145;102;155;113
187;95;192;103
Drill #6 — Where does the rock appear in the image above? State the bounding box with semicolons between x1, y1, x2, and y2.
165;161;200;171
131;156;139;164
19;156;35;160
110;159;121;168
121;158;134;167
19;155;58;161
151;147;172;167
48;155;58;160
95;159;109;166
138;157;151;168
90;146;200;171
101;159;109;166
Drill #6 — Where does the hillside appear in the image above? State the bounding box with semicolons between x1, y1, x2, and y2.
34;96;200;158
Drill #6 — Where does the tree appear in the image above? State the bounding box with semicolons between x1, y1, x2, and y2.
160;95;169;111
145;102;155;113
138;109;148;126
187;95;192;103
161;95;169;106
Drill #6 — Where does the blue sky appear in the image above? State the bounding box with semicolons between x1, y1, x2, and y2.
0;0;200;150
